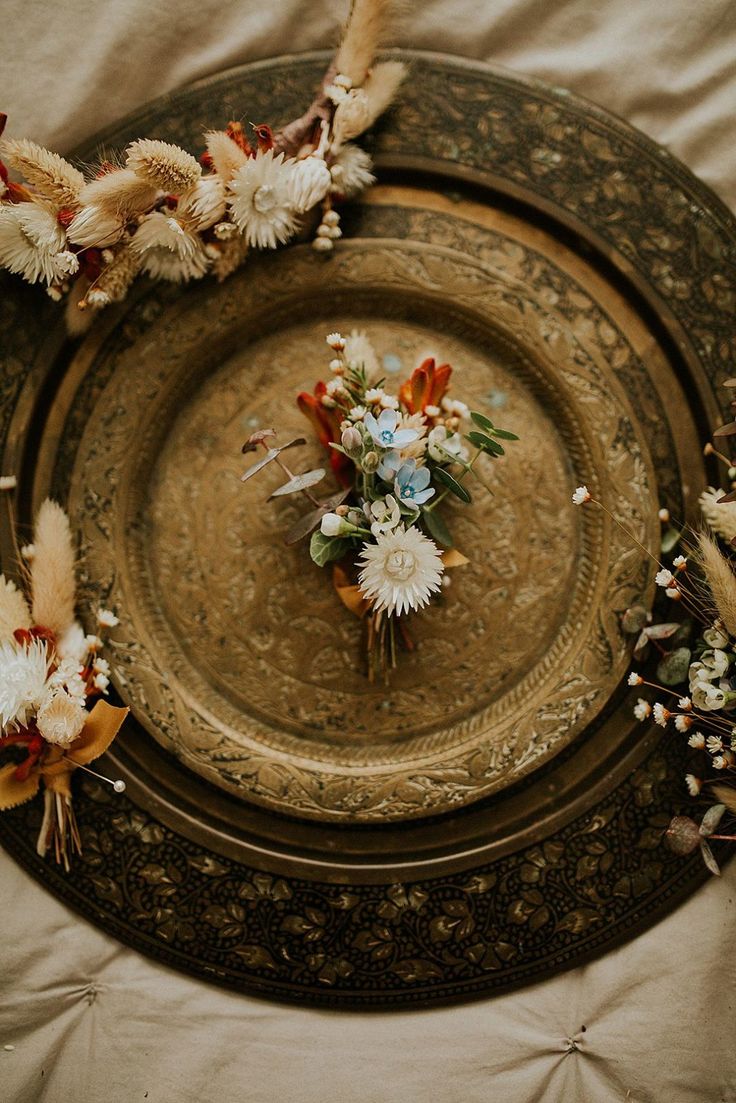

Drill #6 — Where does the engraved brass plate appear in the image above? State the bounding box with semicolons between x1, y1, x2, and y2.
1;52;731;1006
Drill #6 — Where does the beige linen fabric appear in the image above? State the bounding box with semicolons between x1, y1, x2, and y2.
1;3;736;1101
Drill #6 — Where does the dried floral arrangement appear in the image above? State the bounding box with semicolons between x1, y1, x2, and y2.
0;0;404;333
242;331;519;679
573;385;736;876
0;482;127;869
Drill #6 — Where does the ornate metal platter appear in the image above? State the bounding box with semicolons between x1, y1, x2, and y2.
1;51;732;1007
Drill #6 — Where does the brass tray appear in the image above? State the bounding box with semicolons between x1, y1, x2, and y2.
0;51;732;1008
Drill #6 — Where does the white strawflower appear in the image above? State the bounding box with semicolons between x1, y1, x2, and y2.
0;202;68;284
177;175;227;231
655;568;674;588
289;156;331;212
678;696;692;711
706;735;723;754
131;211;209;282
67;204;126;249
329;144;375;197
633;698;651;721
700;487;736;542
673;555;687;570
358;526;444;616
0;638;50;729
652;703;670;727
628;672;643;686
228;150;297;249
93;672;110;693
674;714;692;732
713;755;728;770
572;486;591;505
36;689;87;748
685;774;702;796
97;608;119;628
326;332;345;350
688;731;705;749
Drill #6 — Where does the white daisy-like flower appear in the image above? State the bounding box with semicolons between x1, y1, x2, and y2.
93;672;110;693
85;634;103;651
666;587;680;600
329;144;375;197
713;755;727;770
93;657;111;676
706;735;723;754
0;202;68;284
0;475;17;491
633;698;651;721
364;387;386;404
441;397;470;420
700;487;736;542
678;696;692;711
379;394;400;410
228;150;297;249
688;731;705;749
674;714;692;732
326;332;345;350
289;156;331;212
131;211;209;283
685;774;702;796
349;405;367;421
358;526;444;616
673;555;687;570
652;703;670;727
655;568;674;588
365;495;402;539
0;638;50;729
325;377;346;397
329;358;344;374
572;485;591;505
36;689;87;748
177;175;227;231
97;608;119;628
628;672;643;686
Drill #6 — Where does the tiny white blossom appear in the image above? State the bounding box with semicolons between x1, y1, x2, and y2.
93;672;110;693
706;735;723;754
93;657;111;676
20;543;35;561
349;406;367;421
85;634;103;651
97;609;119;628
652;703;670;727
685;774;702;796
688;731;705;749
329;358;344;374
572;485;591;505
326;332;345;350
678;696;692;711
666;587;680;599
633;698;651;721
674;714;692;732
628;672;643;686
658;508;670;522
364;387;385;404
655;569;674;588
379;394;400;410
713;755;727;770
703;624;730;649
325;377;346;397
673;555;687;570
424;405;441;418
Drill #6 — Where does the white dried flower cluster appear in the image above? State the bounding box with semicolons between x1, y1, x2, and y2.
0;43;405;326
700;487;736;542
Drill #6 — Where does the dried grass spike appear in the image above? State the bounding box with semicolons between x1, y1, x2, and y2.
361;60;406;124
697;530;736;637
336;0;399;87
31;499;76;636
204;131;249;184
125;139;201;193
88;245;142;304
0;575;31;640
80;169;159;216
0;138;84;208
710;784;736;814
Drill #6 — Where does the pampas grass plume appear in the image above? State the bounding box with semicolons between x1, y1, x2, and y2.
30;500;76;636
336;0;400;87
697;530;736;637
0;575;31;640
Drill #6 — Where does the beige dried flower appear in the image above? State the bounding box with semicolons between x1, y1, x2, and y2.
0;575;31;642
209;234;249;282
0;137;84;208
700;487;736;542
36;689;87;748
84;245;141;306
0;201;68;284
335;0;398;87
79;169;159;217
67;204;126;249
228;150;297;249
204;131;249;184
329;144;375;197
178;175;227;231
130;211;209;282
31;499;77;637
125;138;201;193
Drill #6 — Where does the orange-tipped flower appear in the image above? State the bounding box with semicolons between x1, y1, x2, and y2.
399;357;452;415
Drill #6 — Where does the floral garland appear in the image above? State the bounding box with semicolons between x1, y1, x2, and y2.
242;331;519;679
0;484;127;869
573;385;736;875
0;0;404;333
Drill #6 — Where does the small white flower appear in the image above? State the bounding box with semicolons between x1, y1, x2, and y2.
343;330;379;376
713;755;728;770
366;494;402;539
56;622;88;664
229;150;297;249
427;426;468;465
131;211;209;283
665;587;680;599
358;526;444;617
379;394;400;410
655;568;674;588
97;609;119;628
0;638;50;729
364;387;385;404
633;698;651;721
424;405;441;418
85;634;103;652
652;703;670;727
349;406;367;421
326;332;345;350
701;648;730;679
673;555;687;570
93;672;110;693
0;202;69;284
688;731;705;749
703;624;730;649
0;475;17;491
678;696;692;711
674;714;692;732
36;689;87;748
628;672;643;686
706;735;723;754
685;774;702;796
440;397;469;419
329;358;344;374
325;377;345;397
93;657;111;676
572;486;591;505
329;144;375;197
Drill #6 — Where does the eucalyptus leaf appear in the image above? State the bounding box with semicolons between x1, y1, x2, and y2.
309;531;350;567
434;467;472;503
284;490;350;545
656;646;691;686
467;430;504;455
699;803;726;837
490;427;519;441
422;506;454;548
268;468;325;499
699;839;721;876
470;411;494;432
